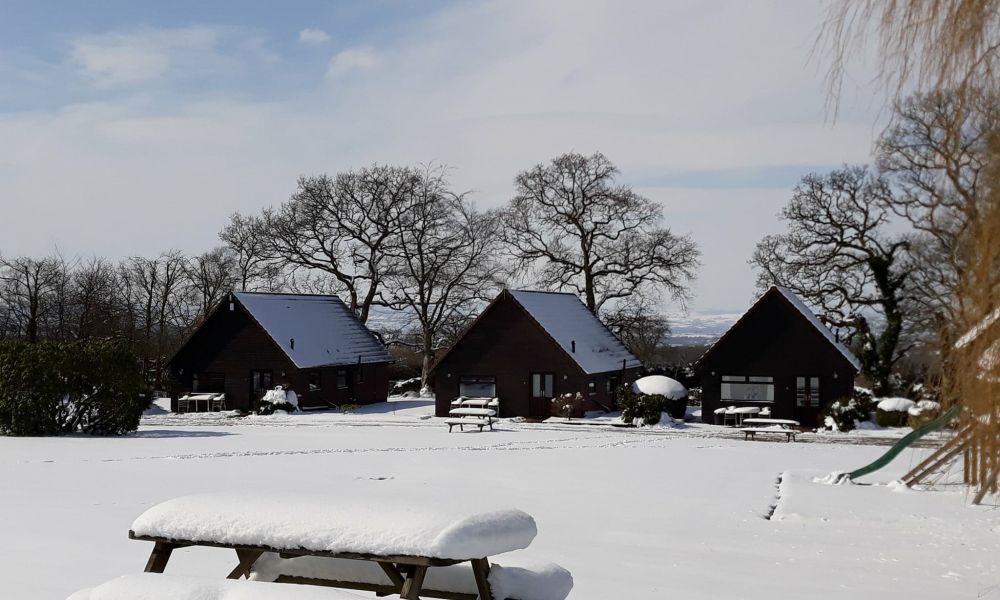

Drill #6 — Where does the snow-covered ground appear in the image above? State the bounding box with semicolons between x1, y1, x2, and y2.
3;398;998;599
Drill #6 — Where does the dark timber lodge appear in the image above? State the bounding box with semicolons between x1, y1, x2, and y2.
431;289;642;418
695;286;861;426
168;292;393;412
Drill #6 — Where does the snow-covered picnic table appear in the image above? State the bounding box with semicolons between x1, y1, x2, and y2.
446;404;498;432
740;418;800;442
713;405;769;426
127;492;570;600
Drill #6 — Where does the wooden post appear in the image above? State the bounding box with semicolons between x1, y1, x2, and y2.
471;558;494;600
226;549;263;579
377;561;406;589
399;565;427;600
143;541;178;573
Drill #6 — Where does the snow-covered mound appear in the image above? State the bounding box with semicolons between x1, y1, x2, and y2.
876;397;916;412
632;375;687;399
67;573;362;599
130;492;537;560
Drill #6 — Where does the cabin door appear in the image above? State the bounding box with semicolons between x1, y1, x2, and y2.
529;372;554;418
250;369;273;410
795;376;821;425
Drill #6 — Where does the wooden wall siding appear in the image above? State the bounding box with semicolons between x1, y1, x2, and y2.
170;303;390;412
696;292;856;426
433;295;635;418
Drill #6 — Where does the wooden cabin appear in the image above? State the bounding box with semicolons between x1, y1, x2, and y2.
430;289;642;418
694;286;861;426
168;292;393;412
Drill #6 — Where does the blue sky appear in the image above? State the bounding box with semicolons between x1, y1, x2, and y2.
0;0;884;314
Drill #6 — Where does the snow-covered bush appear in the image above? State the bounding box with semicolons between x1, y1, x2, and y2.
907;400;942;427
0;340;148;436
552;393;583;418
875;397;915;427
616;385;670;426
257;386;299;415
390;378;421;396
821;388;874;432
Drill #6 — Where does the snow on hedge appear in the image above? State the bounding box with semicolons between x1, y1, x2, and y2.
631;375;687;399
67;573;362;600
130;492;537;560
876;397;916;412
251;553;573;600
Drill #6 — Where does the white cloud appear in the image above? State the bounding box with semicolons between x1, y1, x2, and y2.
0;0;888;312
69;25;275;87
298;28;331;45
325;47;378;80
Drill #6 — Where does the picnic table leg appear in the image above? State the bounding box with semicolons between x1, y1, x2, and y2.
399;565;427;599
226;549;263;579
471;558;493;600
143;541;179;573
377;561;406;591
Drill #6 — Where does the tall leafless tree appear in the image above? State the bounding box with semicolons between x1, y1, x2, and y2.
185;247;239;319
385;167;507;385
500;152;699;316
0;255;68;342
876;89;997;337
260;165;421;323
751;166;914;395
219;212;281;292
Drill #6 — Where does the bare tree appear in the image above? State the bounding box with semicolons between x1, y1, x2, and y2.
260;165;421;322
877;89;997;334
185;247;239;319
501;152;699;315
0;255;68;342
751;166;914;395
601;294;671;366
219;212;281;292
70;257;121;340
385;167;506;385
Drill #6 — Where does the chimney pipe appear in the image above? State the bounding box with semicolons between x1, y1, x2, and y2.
290;338;295;350
571;340;576;353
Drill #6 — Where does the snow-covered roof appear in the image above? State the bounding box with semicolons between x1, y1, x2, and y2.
773;287;862;371
235;292;393;369
509;290;641;374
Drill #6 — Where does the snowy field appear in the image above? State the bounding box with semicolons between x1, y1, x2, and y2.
3;398;999;599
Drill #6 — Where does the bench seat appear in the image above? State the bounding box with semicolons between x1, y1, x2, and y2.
68;573;363;600
445;418;489;432
740;427;797;442
251;553;573;600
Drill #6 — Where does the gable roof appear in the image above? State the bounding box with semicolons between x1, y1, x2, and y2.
234;292;393;369
695;286;862;372
511;289;642;373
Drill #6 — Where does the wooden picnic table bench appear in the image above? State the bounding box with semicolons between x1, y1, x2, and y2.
125;492;570;600
740;418;800;442
446;407;497;432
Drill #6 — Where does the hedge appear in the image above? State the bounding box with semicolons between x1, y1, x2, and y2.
0;340;149;436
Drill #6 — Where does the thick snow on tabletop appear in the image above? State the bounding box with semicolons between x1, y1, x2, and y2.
130;492;537;560
67;573;363;600
509;290;640;374
632;375;687;399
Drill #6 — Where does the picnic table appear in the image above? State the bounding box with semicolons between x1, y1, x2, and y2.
178;392;226;413
446;400;498;432
740;418;800;442
125;492;571;600
714;406;770;426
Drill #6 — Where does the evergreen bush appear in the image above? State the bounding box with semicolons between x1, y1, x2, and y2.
0;340;148;436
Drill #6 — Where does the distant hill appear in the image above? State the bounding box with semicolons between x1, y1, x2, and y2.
664;310;740;347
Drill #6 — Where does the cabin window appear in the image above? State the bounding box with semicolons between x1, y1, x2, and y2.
607;375;621;393
588;380;597;394
357;367;365;383
531;373;554;399
460;376;495;398
721;375;774;402
308;372;321;392
336;369;348;389
796;377;820;407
